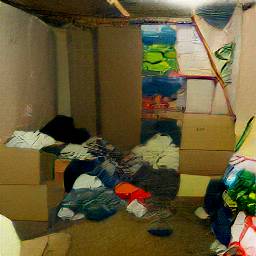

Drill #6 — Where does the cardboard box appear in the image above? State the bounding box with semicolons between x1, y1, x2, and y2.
180;114;235;176
54;159;70;186
0;181;64;221
0;145;56;185
20;233;71;256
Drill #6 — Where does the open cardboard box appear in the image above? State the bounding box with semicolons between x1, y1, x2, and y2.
0;144;56;184
179;114;235;176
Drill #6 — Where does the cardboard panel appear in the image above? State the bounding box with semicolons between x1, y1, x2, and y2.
0;182;63;221
67;27;97;135
180;149;233;176
181;114;235;150
0;3;56;143
98;26;142;150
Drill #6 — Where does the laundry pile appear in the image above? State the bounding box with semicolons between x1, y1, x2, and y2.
195;117;256;256
56;133;180;226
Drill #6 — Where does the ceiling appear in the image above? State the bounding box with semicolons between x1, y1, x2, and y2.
1;0;192;26
2;0;248;27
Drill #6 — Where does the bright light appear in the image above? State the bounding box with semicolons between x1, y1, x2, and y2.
138;0;237;8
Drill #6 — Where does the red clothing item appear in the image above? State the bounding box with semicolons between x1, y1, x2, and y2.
114;182;151;203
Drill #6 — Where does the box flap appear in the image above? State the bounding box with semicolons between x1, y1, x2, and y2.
181;114;235;150
20;236;48;256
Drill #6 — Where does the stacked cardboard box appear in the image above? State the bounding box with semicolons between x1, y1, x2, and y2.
179;114;235;176
0;145;64;221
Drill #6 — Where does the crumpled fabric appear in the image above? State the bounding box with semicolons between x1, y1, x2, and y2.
215;42;235;84
223;154;256;188
60;144;94;160
83;136;123;162
143;44;179;74
132;134;179;170
228;211;256;256
226;170;256;216
142;25;176;46
5;130;56;150
72;174;103;190
131;166;180;200
114;182;151;203
59;187;123;221
196;2;236;29
142;76;185;97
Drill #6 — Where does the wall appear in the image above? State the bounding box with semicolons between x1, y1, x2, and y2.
98;26;142;150
0;2;56;143
235;5;256;135
54;28;71;117
67;27;97;135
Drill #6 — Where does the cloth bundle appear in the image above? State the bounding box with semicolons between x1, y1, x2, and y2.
132;133;179;170
5;130;55;150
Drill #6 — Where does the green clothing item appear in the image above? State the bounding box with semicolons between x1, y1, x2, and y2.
143;44;179;74
227;169;256;215
215;42;235;85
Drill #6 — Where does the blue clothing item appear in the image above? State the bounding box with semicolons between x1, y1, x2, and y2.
211;206;233;246
90;165;121;189
64;159;101;193
142;76;185;97
196;3;236;29
142;26;176;46
64;159;121;192
203;179;232;246
61;187;123;221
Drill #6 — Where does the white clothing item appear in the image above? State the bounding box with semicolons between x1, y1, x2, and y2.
73;174;103;190
5;130;55;150
132;134;179;170
194;206;209;220
230;212;256;256
155;145;179;170
60;144;94;160
57;208;75;220
71;213;85;221
127;199;147;218
0;214;21;256
210;240;227;255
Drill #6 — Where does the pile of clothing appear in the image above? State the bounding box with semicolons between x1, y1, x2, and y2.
53;133;180;238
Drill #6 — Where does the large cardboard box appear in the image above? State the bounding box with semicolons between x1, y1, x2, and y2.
180;114;235;176
0;181;64;221
0;145;56;185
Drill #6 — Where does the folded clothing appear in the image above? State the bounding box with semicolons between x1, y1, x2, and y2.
126;199;147;218
5;130;56;150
